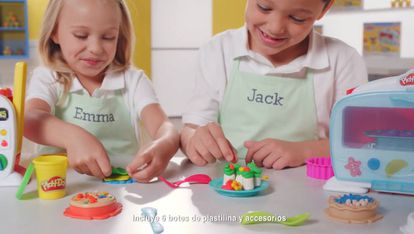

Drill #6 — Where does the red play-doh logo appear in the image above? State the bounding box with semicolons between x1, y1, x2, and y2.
400;73;414;86
41;176;66;192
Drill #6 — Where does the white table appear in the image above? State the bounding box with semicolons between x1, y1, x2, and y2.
1;154;413;234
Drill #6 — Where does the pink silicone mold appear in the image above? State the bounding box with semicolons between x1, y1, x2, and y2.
306;157;334;180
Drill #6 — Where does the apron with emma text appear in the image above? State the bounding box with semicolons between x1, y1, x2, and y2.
39;90;139;157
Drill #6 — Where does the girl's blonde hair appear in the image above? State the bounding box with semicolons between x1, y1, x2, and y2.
38;0;135;92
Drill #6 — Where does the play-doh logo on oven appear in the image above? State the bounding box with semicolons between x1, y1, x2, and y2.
41;176;66;192
400;73;414;86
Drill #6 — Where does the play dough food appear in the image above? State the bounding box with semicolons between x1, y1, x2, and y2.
222;162;262;191
64;192;122;220
325;194;383;223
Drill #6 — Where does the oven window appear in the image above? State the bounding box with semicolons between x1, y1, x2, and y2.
343;106;414;151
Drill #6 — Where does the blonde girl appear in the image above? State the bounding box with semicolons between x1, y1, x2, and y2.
25;0;179;182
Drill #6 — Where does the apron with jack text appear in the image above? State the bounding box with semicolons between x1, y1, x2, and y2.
219;59;318;158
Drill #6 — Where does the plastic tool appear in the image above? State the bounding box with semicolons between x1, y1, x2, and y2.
159;174;211;188
241;211;311;226
141;207;164;234
15;163;34;199
306;157;334;180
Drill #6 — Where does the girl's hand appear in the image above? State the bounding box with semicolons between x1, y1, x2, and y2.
65;129;112;178
128;104;179;182
24;98;112;178
183;123;237;166
244;139;306;170
126;141;172;182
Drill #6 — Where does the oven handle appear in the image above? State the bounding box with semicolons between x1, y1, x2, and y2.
390;96;414;105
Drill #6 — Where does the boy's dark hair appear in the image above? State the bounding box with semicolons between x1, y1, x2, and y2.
323;0;332;8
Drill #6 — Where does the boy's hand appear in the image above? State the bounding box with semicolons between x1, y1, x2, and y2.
65;130;112;179
126;141;171;183
244;139;306;170
184;123;237;166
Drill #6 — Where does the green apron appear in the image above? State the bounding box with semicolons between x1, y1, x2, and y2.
39;90;139;157
219;59;318;158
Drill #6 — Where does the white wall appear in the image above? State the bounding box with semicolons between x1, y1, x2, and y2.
151;0;212;48
318;0;414;75
151;0;212;117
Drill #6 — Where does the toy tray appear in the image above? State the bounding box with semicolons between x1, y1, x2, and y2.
365;130;414;151
209;178;269;197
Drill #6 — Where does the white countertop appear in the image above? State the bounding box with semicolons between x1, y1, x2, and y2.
1;154;413;234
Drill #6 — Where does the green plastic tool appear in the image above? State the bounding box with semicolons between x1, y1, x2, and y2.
241;211;311;226
15;163;34;200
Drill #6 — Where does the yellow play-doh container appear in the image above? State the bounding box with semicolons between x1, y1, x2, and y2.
33;155;68;200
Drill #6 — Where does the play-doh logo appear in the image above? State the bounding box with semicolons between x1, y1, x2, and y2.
41;176;66;192
400;73;414;86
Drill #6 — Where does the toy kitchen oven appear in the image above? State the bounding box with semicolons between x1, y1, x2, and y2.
325;70;414;195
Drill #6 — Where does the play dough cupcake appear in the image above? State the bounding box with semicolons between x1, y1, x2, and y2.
248;162;262;187
64;192;122;220
236;167;253;190
220;162;264;191
325;194;383;223
223;163;236;185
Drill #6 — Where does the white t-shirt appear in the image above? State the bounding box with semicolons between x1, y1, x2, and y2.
182;26;368;139
26;66;158;141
